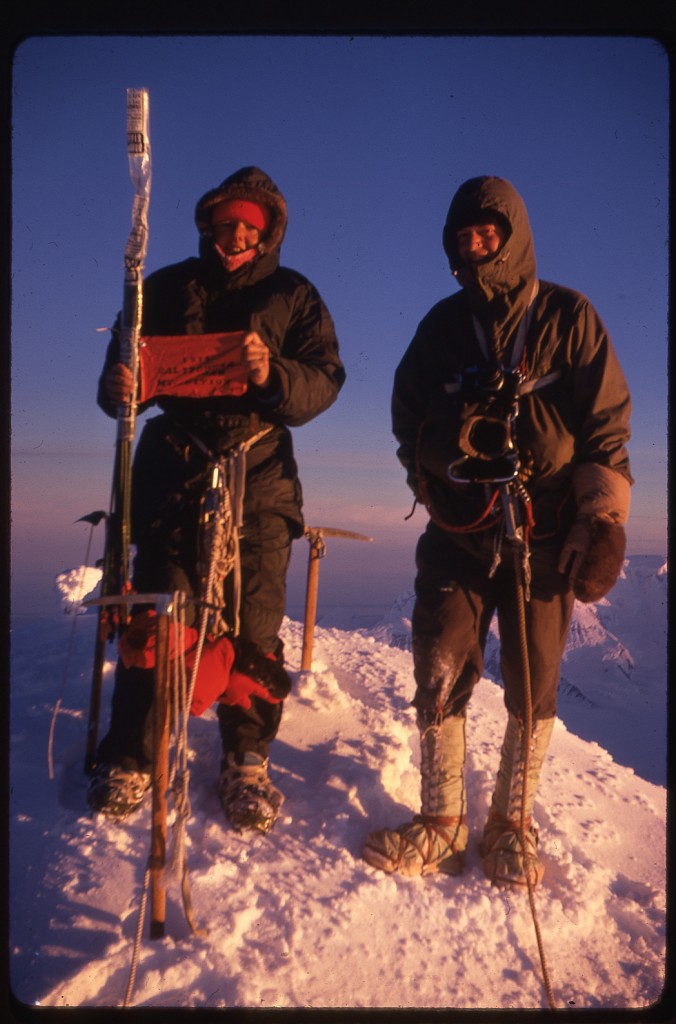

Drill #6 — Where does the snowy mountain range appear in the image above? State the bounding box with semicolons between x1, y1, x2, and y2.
7;555;668;1013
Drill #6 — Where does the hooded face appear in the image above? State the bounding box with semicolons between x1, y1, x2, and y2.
442;177;536;308
194;166;288;277
455;220;507;264
212;216;261;255
210;198;270;272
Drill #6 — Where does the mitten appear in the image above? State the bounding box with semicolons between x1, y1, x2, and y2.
218;667;285;711
568;517;627;603
189;635;237;715
229;639;293;702
191;638;291;715
558;462;630;602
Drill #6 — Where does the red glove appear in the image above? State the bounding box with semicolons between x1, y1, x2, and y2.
189;638;284;715
217;664;285;711
118;612;289;715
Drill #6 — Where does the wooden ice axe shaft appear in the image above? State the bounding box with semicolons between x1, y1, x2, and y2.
85;588;173;937
301;526;373;671
150;600;171;939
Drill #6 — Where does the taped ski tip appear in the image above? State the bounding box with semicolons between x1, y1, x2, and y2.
126;87;151;199
126;88;150;149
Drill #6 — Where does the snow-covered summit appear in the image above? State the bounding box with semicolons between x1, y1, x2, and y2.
8;556;667;1011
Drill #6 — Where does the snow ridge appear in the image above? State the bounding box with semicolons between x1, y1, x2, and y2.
7;558;667;1011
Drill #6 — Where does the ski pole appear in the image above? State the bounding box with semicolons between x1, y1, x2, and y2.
300;527;372;671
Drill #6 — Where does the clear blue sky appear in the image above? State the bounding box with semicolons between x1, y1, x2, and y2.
11;35;669;620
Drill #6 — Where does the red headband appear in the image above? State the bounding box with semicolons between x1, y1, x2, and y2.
211;198;271;233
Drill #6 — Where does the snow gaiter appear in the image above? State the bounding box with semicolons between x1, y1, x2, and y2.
418;711;469;858
361;710;469;876
480;712;555;887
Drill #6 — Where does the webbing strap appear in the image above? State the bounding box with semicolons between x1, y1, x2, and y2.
443;368;561;395
519;370;561;394
471;279;539;366
170;417;273;462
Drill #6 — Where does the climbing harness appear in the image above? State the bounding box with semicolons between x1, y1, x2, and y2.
184;422;272;638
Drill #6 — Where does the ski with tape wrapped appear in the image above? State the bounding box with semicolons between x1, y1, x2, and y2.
84;89;152;773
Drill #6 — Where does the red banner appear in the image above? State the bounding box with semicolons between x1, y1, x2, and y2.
138;332;248;402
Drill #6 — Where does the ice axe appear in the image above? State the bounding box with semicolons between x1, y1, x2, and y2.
301;526;373;670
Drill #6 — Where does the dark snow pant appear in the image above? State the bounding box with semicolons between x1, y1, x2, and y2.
411;522;575;725
216;512;292;761
96;420;295;771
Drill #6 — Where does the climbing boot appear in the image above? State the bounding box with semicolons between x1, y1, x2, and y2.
219;752;284;834
87;762;151;820
363;713;468;877
480;714;555;889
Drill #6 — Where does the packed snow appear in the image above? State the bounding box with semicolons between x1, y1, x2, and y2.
8;556;667;1012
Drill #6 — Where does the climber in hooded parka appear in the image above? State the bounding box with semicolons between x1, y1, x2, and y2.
99;166;345;529
393;175;631;547
363;176;632;889
90;166;345;831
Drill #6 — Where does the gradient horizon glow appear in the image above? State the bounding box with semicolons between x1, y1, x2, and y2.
11;35;668;620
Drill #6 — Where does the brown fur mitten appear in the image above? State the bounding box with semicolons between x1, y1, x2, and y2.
571;517;626;603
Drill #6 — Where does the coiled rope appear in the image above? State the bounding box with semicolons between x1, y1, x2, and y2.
122;449;245;1004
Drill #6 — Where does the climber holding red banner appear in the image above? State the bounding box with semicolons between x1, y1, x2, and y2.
88;166;345;831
